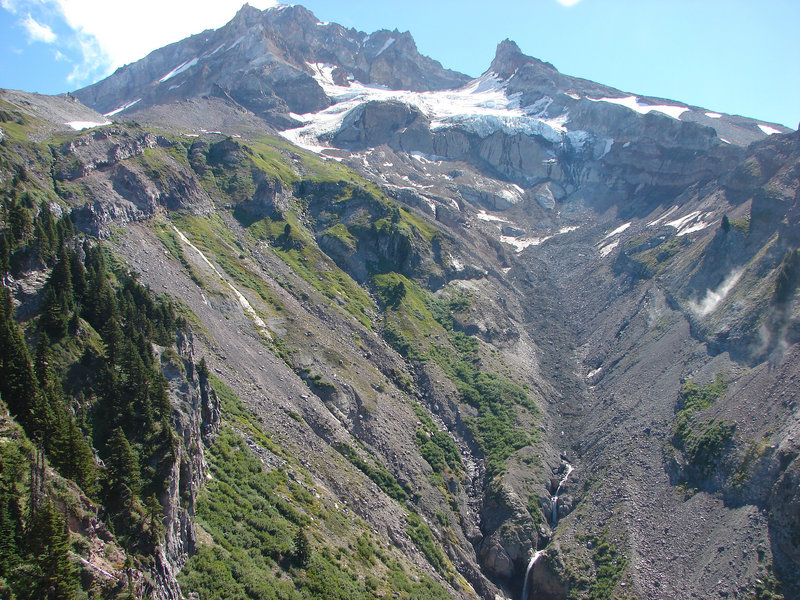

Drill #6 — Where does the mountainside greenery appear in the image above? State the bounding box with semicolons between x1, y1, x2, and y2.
0;103;533;599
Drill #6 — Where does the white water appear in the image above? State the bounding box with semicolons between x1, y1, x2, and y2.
551;463;574;525
521;549;544;600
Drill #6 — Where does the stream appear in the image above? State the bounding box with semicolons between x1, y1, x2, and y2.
521;461;574;600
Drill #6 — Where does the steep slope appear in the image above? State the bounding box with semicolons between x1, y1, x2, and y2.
2;4;799;600
73;4;468;128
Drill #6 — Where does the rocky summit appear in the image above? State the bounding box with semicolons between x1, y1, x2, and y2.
0;4;798;600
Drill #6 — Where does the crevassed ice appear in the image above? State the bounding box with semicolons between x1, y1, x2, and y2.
280;66;572;152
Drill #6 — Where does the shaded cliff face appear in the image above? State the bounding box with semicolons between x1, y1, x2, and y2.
3;4;800;599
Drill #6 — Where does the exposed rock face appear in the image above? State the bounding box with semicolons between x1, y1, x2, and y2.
152;330;221;599
73;4;468;124
3;6;800;599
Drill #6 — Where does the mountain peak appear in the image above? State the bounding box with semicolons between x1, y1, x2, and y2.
489;39;557;79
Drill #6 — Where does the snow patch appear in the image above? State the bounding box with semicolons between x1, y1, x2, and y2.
159;57;199;83
65;120;110;130
501;235;551;252
599;239;619;257
409;151;444;163
665;211;712;236
647;205;679;227
587;367;602;379
476;210;511;223
598;137;614;158
172;226;271;338
501;225;578;253
758;124;782;136
603;222;631;240
705;112;722;119
104;98;141;117
720;138;731;144
227;35;246;51
206;43;225;57
587;95;689;120
689;269;743;316
565;92;580;100
375;37;395;56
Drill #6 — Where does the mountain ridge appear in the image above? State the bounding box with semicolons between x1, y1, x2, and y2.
1;3;799;600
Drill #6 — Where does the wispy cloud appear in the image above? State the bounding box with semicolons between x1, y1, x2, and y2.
556;0;582;6
3;0;278;88
22;14;56;43
53;0;278;85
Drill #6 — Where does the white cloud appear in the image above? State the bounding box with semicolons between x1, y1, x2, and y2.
53;0;277;70
5;0;278;86
22;14;56;43
556;0;582;6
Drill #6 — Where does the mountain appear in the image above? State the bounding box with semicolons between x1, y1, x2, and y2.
1;4;798;600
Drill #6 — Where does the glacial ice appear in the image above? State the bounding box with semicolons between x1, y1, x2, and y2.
279;66;572;152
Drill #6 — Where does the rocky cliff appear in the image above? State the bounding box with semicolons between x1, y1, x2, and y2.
2;4;799;599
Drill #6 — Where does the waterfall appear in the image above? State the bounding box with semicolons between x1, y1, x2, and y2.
521;461;575;599
521;549;544;600
550;463;573;526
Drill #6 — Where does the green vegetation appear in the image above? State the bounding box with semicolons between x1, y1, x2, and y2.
374;273;536;478
336;443;410;503
415;423;461;476
749;564;784;600
773;248;800;304
673;374;736;477
0;163;187;596
730;216;751;233
527;494;544;528
170;213;282;307
244;211;374;329
405;510;451;578
179;425;453;600
566;530;629;600
674;373;727;440
625;234;689;277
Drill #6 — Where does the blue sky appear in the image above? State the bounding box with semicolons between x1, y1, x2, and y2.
0;0;797;128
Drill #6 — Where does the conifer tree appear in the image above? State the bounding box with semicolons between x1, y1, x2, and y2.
7;202;32;247
105;427;141;502
0;234;10;275
67;250;86;302
24;498;79;600
0;288;40;431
